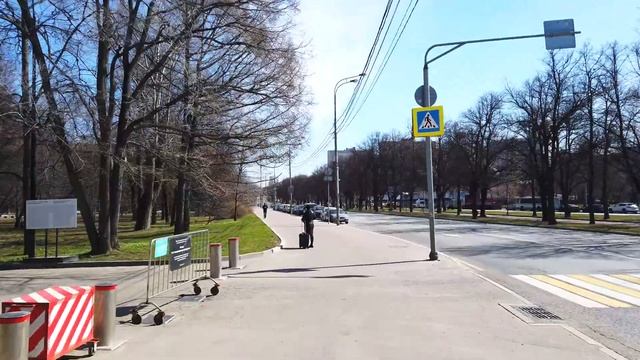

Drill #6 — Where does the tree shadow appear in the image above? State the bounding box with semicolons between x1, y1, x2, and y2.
232;259;426;277
229;274;372;279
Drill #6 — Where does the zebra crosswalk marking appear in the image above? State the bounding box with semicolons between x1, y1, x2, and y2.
513;273;640;308
552;275;640;306
596;274;640;291
611;274;640;286
571;274;640;299
530;275;632;308
512;275;606;308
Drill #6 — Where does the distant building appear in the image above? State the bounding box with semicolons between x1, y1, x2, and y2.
327;148;356;170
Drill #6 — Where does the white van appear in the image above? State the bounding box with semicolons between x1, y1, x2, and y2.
508;197;561;211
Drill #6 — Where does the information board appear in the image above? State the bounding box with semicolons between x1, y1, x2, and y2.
169;235;192;271
26;199;78;230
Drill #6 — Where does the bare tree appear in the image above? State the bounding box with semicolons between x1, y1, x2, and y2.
508;52;583;225
455;92;507;218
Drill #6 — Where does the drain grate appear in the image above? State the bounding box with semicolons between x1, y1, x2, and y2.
517;306;562;320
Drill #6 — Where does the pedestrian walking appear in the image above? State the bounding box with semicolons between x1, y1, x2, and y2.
262;203;268;218
301;205;315;248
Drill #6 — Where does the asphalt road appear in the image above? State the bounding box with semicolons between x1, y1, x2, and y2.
346;212;640;359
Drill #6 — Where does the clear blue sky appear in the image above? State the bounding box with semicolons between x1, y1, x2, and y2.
276;0;639;179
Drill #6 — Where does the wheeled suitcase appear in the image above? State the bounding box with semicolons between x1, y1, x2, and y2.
299;232;310;249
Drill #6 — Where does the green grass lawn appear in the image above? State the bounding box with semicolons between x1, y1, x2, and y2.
0;214;279;264
351;208;640;236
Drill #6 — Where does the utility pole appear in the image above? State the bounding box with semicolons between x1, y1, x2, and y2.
273;166;277;204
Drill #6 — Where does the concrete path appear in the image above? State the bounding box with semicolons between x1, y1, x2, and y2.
96;208;622;360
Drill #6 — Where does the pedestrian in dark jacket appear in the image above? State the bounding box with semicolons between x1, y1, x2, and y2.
301;205;315;248
262;203;268;218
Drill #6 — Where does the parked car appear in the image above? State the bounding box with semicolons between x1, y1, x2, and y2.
329;209;349;224
293;205;305;215
321;207;336;222
313;205;324;219
559;204;582;212
582;203;605;213
609;203;639;214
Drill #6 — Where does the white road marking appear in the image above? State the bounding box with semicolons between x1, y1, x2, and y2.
512;275;607;308
592;274;640;292
551;275;640;306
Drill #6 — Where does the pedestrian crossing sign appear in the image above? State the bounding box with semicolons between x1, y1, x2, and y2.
412;105;444;138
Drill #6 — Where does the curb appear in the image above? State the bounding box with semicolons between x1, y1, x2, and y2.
0;246;283;271
0;260;149;271
253;208;285;249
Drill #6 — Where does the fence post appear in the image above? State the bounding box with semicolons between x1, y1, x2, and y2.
0;311;30;360
94;283;117;348
228;237;240;268
210;243;222;278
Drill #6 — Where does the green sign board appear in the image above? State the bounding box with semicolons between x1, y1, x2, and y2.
154;237;169;258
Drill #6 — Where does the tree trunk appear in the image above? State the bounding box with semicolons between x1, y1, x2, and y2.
530;179;537;218
470;181;478;219
456;184;462;216
183;184;190;232
602;158;610;220
174;176;186;234
95;0;112;254
602;120;610;220
129;179;137;222
562;190;571;219
480;187;488;217
20;20;35;257
134;154;155;230
151;201;157;225
543;172;557;225
538;175;548;222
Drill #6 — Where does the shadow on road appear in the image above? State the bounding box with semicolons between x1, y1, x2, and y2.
229;274;372;279
231;259;426;277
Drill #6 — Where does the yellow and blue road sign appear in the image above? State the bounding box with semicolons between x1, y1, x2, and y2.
412;105;444;138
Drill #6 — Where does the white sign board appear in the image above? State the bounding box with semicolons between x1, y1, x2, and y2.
26;199;78;230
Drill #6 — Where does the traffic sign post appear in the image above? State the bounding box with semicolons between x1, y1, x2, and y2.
421;69;439;261
412;106;444;138
414;85;437;107
419;19;579;262
543;19;576;50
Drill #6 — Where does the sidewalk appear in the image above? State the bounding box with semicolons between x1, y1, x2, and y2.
97;208;619;360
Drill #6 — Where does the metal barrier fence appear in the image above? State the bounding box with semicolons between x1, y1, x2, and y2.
131;230;219;325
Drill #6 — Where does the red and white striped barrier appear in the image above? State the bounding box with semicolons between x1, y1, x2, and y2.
2;286;95;360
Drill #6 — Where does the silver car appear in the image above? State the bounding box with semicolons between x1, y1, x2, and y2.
609;203;639;214
329;209;349;224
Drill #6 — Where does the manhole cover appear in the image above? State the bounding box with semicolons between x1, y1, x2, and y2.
517;306;562;320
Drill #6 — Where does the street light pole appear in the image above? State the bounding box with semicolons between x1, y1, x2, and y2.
333;73;364;226
421;20;579;261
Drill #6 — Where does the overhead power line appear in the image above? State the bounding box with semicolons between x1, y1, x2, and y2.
337;0;419;135
293;0;397;167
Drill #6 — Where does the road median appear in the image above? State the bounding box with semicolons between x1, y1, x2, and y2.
349;208;640;236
